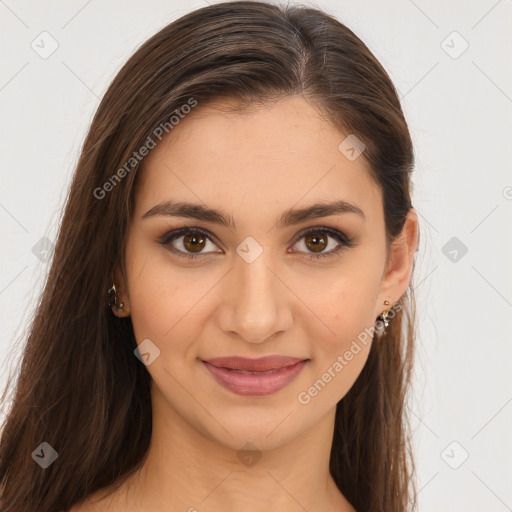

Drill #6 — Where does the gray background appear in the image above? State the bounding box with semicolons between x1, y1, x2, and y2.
1;1;511;510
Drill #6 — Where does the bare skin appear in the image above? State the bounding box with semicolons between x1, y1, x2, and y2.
71;95;418;512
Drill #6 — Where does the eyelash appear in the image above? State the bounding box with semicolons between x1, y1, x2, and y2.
158;226;356;260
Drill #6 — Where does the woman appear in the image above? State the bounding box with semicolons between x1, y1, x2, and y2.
0;1;420;511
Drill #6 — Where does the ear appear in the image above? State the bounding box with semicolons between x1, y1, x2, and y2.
110;264;131;318
375;208;419;316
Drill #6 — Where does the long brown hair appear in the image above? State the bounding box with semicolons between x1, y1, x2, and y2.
0;2;418;511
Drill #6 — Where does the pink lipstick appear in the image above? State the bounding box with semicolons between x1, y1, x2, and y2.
201;355;309;396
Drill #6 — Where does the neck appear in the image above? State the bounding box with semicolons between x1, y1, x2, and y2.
88;388;356;512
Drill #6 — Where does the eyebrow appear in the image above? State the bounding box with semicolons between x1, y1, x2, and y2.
142;199;365;230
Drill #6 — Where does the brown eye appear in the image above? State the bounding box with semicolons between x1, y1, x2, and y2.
159;227;222;259
183;232;206;253
292;227;355;259
304;233;328;253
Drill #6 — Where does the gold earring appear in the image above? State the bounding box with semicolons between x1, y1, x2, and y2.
382;300;391;327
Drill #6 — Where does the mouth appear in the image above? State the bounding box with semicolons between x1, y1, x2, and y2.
201;356;310;396
202;355;308;372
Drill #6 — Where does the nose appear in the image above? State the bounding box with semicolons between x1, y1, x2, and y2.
216;250;293;344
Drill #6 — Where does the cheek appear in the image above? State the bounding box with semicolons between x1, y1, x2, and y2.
305;262;382;346
124;237;179;344
125;239;213;360
299;307;375;409
128;270;195;348
298;261;382;401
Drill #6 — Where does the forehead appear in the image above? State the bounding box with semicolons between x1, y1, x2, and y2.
134;96;383;228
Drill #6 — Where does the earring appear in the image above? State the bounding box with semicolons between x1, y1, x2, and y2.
381;300;391;328
107;283;124;311
376;300;391;336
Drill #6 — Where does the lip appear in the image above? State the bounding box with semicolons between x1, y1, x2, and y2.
203;355;306;372
201;356;310;396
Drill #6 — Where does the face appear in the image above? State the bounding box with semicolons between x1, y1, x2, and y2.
113;95;414;450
